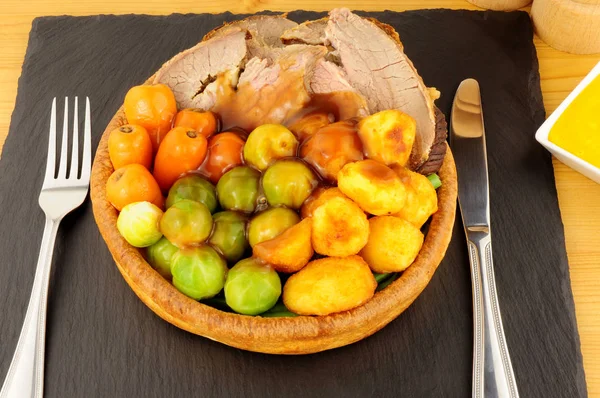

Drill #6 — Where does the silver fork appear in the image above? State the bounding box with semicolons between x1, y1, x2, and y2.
0;97;91;398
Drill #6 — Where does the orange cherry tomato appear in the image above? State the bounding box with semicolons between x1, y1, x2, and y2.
107;124;153;170
124;84;177;152
173;109;219;139
106;164;164;211
153;127;209;191
200;132;246;184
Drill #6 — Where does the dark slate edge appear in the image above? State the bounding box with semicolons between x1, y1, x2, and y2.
523;18;588;397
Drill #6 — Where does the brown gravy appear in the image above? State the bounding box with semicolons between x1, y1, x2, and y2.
209;71;368;132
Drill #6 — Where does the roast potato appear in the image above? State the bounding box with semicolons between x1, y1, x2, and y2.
283;255;377;316
300;120;363;181
300;186;347;219
358;109;416;166
289;112;332;142
360;216;424;273
392;166;438;227
312;196;369;257
253;218;314;273
337;159;407;215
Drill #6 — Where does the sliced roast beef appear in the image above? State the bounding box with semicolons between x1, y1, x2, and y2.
416;107;448;175
153;28;247;108
309;59;369;119
153;9;446;173
205;15;298;60
326;8;438;170
208;45;328;131
281;19;328;45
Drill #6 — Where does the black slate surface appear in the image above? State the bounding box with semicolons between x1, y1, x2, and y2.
0;10;587;398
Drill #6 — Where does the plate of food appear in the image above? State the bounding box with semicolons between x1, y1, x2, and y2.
90;8;457;354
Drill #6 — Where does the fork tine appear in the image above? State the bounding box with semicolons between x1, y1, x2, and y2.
80;97;92;181
70;97;79;179
57;97;69;179
44;98;57;181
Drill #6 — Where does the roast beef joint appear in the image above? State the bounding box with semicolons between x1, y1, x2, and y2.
153;8;447;174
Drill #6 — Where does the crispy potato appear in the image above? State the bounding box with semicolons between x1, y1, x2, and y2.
392;166;438;227
253;218;314;273
289;112;332;142
337;159;407;215
283;255;377;316
360;216;424;273
300;186;347;219
312;196;369;257
358;109;416;166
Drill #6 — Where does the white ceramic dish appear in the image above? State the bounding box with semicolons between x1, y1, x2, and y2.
535;61;600;184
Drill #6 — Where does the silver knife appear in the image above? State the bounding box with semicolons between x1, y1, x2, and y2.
450;78;520;398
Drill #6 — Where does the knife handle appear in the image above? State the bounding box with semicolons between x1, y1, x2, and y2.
467;229;519;398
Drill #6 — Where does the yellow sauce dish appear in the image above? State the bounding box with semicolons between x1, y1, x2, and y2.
536;61;600;184
548;75;600;169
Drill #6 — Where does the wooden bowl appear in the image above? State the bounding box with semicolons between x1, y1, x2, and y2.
90;96;457;354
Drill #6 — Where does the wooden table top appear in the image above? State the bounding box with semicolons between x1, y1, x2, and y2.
1;0;599;395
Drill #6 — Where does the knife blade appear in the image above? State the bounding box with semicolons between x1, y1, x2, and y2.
450;78;520;398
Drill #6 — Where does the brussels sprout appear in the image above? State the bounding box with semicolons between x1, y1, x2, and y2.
146;237;179;279
208;211;249;264
247;207;300;247
117;201;163;248
262;160;318;209
216;166;261;213
224;257;281;315
171;246;228;300
243;124;298;171
166;174;218;213
160;199;213;247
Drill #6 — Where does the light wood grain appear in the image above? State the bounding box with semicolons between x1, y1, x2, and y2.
0;0;598;395
532;0;600;54
467;0;531;11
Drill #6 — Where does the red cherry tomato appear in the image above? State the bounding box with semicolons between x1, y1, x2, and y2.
200;132;245;184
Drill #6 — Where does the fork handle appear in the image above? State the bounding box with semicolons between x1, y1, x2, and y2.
468;229;519;398
1;216;59;398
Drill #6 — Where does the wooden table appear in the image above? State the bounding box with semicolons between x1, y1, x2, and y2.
1;0;598;395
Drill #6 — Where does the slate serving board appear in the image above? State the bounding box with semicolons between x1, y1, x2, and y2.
0;10;587;398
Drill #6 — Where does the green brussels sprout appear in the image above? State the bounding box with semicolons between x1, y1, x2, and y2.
224;257;281;315
146;237;179;279
247;207;300;247
216;166;261;213
243;124;298;171
262;160;318;209
160;199;213;248
117;201;163;248
171;246;228;300
208;211;249;264
166;174;218;213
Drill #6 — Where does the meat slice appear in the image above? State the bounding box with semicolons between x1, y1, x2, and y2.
310;58;354;93
205;15;298;60
325;8;438;169
308;58;369;120
416;107;448;175
153;28;247;109
209;45;329;131
281;19;328;45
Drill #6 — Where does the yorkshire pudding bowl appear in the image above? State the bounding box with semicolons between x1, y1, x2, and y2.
90;9;458;354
